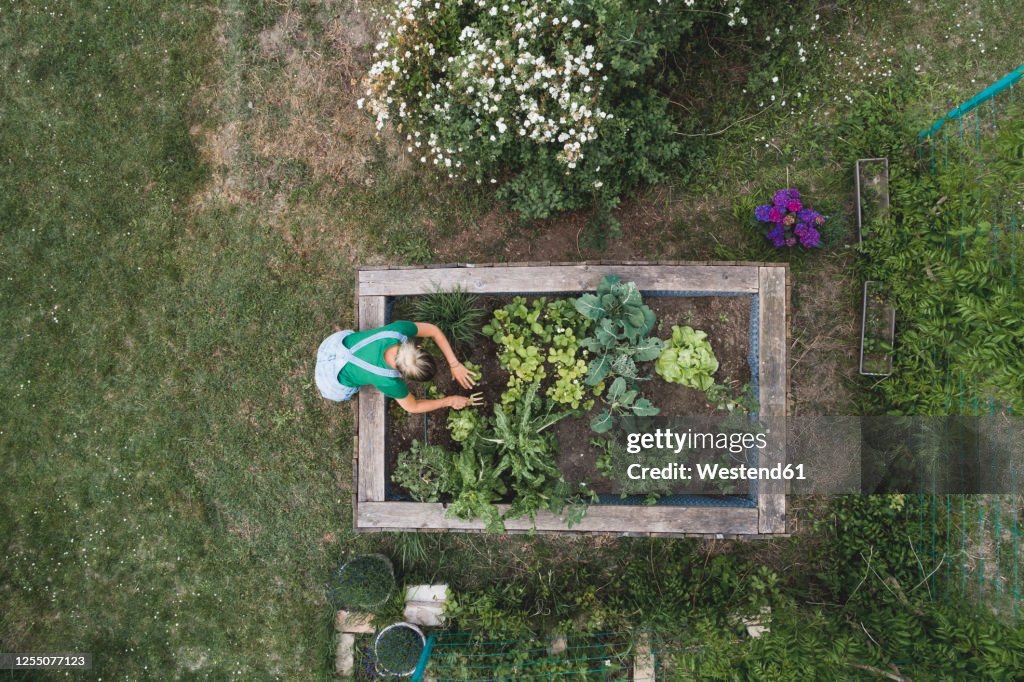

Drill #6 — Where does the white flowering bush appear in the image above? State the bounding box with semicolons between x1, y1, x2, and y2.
358;0;747;233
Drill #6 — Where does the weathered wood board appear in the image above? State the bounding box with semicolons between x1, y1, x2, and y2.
357;503;760;535
357;295;387;502
358;264;759;296
757;266;788;534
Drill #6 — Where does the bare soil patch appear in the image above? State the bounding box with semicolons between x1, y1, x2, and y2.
788;257;859;415
433;186;738;264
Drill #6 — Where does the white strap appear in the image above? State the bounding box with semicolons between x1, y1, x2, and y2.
337;330;407;378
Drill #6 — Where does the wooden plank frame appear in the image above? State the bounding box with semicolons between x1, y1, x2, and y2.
354;263;789;538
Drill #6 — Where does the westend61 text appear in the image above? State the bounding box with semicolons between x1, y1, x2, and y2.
626;463;807;481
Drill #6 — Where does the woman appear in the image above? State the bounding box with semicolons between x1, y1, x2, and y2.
315;320;477;413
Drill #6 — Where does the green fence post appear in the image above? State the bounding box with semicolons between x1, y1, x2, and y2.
412;635;436;682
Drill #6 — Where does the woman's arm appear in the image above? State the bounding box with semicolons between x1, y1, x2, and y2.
414;322;476;389
395;393;471;414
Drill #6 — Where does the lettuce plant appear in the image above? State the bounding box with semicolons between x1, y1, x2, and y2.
483;296;594;408
655;325;719;391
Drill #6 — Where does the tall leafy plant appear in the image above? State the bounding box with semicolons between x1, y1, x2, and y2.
481;380;593;526
445;446;507;533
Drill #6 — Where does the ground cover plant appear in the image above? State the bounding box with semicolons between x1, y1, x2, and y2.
857;95;1024;414
6;0;1024;676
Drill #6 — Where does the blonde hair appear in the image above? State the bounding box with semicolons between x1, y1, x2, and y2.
394;341;436;382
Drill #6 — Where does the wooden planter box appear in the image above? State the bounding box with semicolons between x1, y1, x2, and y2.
353;263;789;538
859;281;895;377
855;158;890;245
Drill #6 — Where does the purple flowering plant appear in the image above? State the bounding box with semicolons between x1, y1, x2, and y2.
754;188;824;249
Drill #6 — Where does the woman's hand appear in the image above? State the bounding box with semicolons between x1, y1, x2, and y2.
450;361;477;390
447;395;472;410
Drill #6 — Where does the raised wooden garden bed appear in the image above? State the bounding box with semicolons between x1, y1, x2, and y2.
353;263;789;538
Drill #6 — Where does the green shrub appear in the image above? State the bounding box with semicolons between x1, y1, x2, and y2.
329;554;395;611
358;0;746;235
655;325;719;390
409;286;487;353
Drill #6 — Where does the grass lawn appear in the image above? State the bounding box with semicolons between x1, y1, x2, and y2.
2;0;1023;678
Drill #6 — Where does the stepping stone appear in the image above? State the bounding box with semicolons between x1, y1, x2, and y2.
632;633;655;682
335;632;355;677
335;610;375;634
743;606;772;639
405;584;448;603
404;602;446;627
404;584;449;627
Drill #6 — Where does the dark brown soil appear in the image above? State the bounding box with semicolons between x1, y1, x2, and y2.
645;296;753;417
386;293;754;497
552;404;609;491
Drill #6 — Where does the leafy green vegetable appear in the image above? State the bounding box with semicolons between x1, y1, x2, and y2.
480;381;593;526
483;297;596;409
575;276;663;432
575;276;663;386
445;446;507;533
655;325;719;391
590;377;659;434
392;440;455;503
